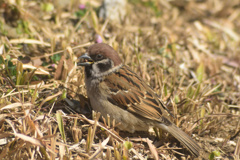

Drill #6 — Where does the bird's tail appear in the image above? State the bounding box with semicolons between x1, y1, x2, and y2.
159;123;201;157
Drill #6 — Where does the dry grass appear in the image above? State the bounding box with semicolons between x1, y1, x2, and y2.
0;0;240;159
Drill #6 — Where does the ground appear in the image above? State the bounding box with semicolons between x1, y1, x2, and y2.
0;0;239;159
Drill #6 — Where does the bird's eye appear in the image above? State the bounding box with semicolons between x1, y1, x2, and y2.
96;54;103;60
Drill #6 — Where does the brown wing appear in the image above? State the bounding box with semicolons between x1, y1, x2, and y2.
103;65;172;122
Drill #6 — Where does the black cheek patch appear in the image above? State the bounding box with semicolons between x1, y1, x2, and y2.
97;59;112;72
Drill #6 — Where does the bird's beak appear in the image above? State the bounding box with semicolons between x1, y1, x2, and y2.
77;53;94;66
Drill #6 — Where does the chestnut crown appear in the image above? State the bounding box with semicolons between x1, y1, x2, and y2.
86;43;122;66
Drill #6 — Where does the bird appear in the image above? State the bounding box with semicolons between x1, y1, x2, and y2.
77;43;201;157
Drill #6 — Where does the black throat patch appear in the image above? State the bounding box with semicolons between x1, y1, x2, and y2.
85;66;92;78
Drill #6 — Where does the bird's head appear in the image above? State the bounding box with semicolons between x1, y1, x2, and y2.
78;43;122;78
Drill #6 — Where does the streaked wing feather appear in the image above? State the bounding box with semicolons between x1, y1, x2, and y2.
104;65;169;121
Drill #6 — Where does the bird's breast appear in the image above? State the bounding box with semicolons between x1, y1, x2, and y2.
85;77;151;133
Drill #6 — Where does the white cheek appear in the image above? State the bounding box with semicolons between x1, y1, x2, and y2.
91;63;100;75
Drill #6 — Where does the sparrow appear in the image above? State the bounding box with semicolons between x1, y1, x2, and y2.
77;43;201;157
